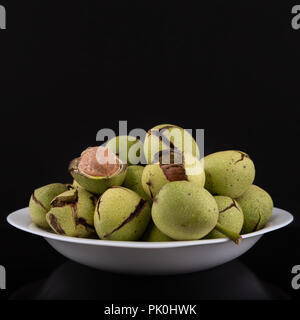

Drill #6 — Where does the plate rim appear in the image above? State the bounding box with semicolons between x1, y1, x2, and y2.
7;207;293;249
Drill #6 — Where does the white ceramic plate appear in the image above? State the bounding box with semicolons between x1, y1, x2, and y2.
7;207;293;275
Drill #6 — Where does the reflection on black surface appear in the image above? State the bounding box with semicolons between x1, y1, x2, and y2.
10;260;289;300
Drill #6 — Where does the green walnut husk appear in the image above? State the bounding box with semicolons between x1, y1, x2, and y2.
204;150;255;198
106;135;145;165
69;147;127;195
46;188;97;238
206;196;244;244
144;124;200;164
142;221;173;242
72;180;85;190
236;185;274;234
142;150;205;199
94;187;151;241
122;165;152;203
152;181;218;240
29;183;70;229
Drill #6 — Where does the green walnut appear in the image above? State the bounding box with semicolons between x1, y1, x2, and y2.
69;146;127;195
204;150;255;198
122;165;152;203
46;188;97;238
206;196;244;243
142;221;173;242
143;124;200;164
236;185;274;234
152;181;218;240
94;187;151;241
29;183;70;229
106;135;144;165
142;151;205;199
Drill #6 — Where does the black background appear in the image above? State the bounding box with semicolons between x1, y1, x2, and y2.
0;0;299;302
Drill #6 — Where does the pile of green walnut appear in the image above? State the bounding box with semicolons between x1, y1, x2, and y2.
29;124;274;244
